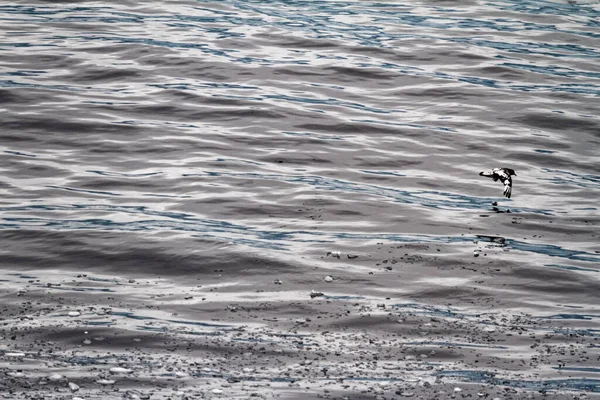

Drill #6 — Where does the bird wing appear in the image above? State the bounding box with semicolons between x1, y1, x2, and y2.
479;170;495;179
495;169;513;198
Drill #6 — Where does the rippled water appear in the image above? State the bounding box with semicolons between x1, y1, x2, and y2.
1;0;599;398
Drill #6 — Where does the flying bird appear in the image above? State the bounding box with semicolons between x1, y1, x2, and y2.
479;168;516;198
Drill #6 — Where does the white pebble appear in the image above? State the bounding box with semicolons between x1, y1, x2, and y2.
109;367;132;374
5;352;26;357
211;388;224;395
48;373;63;381
324;275;334;283
68;311;81;317
68;382;80;392
96;379;115;385
454;387;462;392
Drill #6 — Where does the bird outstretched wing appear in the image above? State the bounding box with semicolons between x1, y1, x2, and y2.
494;168;513;198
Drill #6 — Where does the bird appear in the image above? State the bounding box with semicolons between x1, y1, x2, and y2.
479;168;516;198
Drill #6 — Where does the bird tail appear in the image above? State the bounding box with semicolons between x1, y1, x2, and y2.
479;170;494;178
503;184;511;199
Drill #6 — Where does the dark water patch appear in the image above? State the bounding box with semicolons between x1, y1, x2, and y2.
545;264;599;273
437;370;600;392
512;113;600;134
543;314;600;321
407;341;508;350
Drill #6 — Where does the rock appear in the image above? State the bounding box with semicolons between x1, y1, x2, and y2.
5;352;26;357
323;276;334;283
310;290;324;298
327;251;341;259
96;379;115;385
109;367;132;374
68;382;80;392
67;311;81;317
48;373;63;381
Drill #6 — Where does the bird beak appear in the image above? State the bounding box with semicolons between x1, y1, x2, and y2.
479;172;484;176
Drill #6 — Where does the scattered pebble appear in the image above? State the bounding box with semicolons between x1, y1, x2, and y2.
96;379;116;385
68;382;80;392
109;367;133;374
48;373;63;381
5;352;26;357
323;275;334;283
326;251;341;258
67;311;81;317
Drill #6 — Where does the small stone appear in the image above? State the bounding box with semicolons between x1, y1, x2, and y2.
48;373;63;381
68;382;80;392
96;379;116;385
109;367;132;374
211;388;224;395
327;251;341;259
273;279;282;285
5;352;26;357
454;387;462;392
323;276;334;283
68;311;81;317
310;290;324;298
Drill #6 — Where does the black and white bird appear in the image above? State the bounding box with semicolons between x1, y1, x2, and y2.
479;168;516;198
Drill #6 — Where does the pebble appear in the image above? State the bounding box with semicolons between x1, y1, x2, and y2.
327;251;341;258
67;311;81;317
5;352;26;357
323;275;334;283
68;382;80;392
96;379;116;385
211;388;224;395
310;290;324;298
454;387;462;392
48;373;64;381
109;367;133;374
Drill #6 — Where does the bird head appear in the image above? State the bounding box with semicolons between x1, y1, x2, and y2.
506;168;516;176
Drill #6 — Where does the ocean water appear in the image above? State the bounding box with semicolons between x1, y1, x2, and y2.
1;0;599;398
